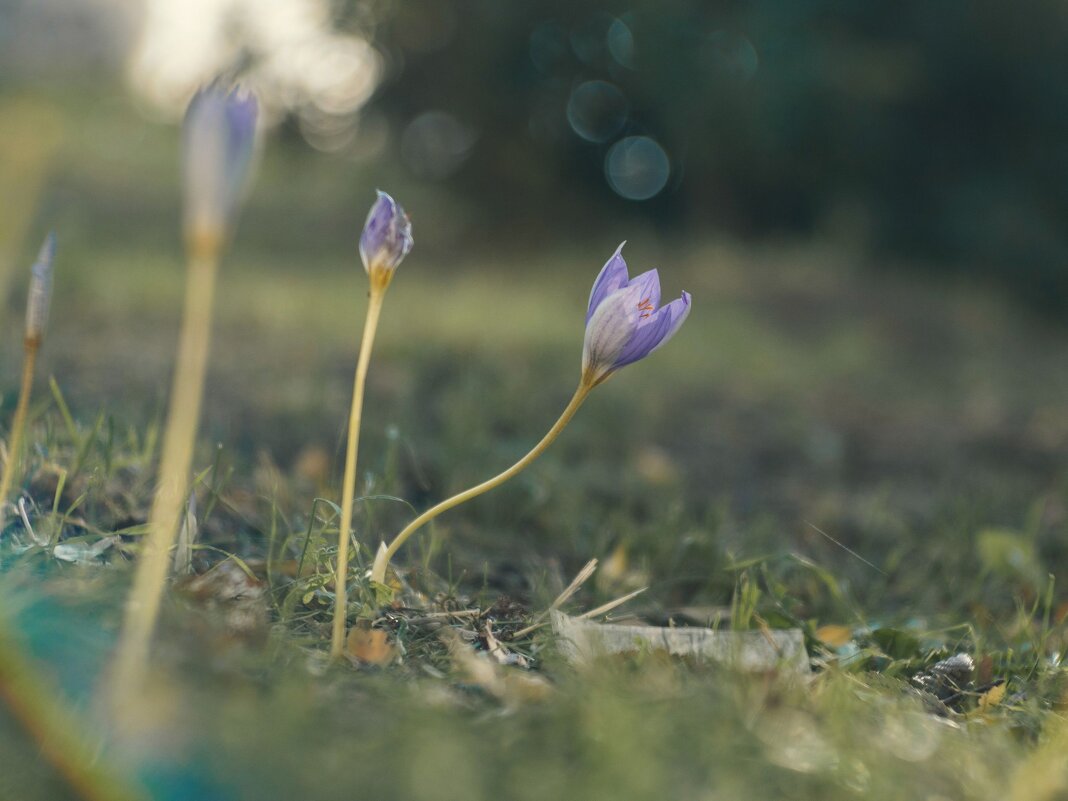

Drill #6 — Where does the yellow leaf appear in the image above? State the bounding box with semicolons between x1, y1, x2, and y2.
816;624;852;648
347;621;396;665
977;682;1006;712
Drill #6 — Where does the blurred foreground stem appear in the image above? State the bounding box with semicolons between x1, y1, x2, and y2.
371;382;592;585
0;337;39;507
112;237;220;702
331;284;387;660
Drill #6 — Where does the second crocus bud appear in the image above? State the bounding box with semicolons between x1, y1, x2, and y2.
359;190;413;290
182;84;259;254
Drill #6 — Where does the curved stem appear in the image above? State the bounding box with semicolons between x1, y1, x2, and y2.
0;338;39;507
111;243;219;704
330;286;387;660
371;382;591;585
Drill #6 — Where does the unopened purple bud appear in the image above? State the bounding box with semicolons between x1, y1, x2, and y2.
581;243;691;386
359;191;413;284
25;231;56;341
182;84;259;246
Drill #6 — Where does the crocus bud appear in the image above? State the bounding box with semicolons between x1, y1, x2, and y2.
581;243;691;387
25;231;56;343
359;191;413;289
182;84;258;253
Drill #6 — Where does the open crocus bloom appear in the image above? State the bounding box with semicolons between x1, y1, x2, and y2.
359;190;413;287
182;84;258;246
581;243;691;387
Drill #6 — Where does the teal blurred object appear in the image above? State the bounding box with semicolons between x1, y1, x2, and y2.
0;567;147;801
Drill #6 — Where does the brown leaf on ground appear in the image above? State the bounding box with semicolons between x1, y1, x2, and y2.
347;621;397;666
815;624;853;648
179;559;267;638
976;682;1006;714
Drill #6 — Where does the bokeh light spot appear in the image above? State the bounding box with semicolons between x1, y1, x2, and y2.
607;18;635;69
401;110;476;180
706;31;759;82
566;80;628;143
570;13;614;64
529;22;568;75
604;136;670;200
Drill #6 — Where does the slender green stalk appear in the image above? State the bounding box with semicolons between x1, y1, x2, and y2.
370;381;592;585
330;284;388;660
111;237;220;702
0;337;39;507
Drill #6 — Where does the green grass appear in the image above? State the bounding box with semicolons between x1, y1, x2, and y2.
2;87;1068;800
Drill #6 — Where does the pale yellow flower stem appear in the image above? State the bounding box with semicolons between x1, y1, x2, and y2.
0;336;39;507
111;235;220;703
330;280;389;660
370;380;593;586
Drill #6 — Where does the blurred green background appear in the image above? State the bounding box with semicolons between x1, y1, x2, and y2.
4;0;1068;304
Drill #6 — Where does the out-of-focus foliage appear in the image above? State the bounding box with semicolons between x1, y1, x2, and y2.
365;0;1068;308
2;0;1065;305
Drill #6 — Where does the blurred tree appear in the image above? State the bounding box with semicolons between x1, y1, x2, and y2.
358;0;1068;308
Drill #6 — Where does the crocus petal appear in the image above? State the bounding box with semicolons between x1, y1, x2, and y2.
586;242;630;322
182;84;258;241
581;281;647;382
613;291;691;368
223;91;258;202
359;190;413;276
580;245;692;384
624;268;662;315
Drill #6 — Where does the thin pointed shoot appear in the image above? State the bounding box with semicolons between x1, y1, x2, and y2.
25;231;56;343
0;232;57;506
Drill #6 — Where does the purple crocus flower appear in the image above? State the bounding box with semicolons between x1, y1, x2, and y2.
182;84;258;246
581;242;691;386
359;190;413;286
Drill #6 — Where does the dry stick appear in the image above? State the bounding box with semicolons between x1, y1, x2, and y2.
111;238;219;700
576;586;648;620
510;586;648;641
330;284;387;660
511;558;599;640
371;382;592;586
0;336;39;507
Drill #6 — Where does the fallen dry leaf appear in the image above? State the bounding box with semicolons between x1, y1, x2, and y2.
347;621;396;665
180;560;267;638
977;682;1007;713
815;625;853;648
